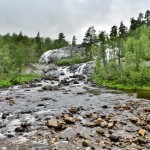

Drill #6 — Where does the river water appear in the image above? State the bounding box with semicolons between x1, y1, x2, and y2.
0;63;150;150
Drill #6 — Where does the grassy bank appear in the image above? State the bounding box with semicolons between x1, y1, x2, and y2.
54;55;92;66
93;78;150;91
0;74;40;88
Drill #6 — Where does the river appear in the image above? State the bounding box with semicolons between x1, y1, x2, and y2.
0;63;150;150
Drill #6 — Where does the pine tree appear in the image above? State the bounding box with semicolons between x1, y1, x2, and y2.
137;13;144;27
145;10;150;26
72;35;77;46
119;21;128;38
130;17;138;31
82;26;97;58
110;25;118;38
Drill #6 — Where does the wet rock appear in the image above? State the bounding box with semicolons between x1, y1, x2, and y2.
83;122;95;127
59;79;70;86
130;116;139;123
85;113;92;118
100;121;108;128
143;107;150;112
94;118;103;125
99;141;106;148
102;105;108;109
108;122;114;128
147;114;150;122
82;140;91;147
96;128;105;135
69;107;78;114
109;135;120;142
47;120;64;129
76;91;85;95
125;124;140;132
42;85;53;91
63;117;75;124
41;97;51;101
9;99;15;106
0;120;5;128
60;72;65;75
119;120;127;125
138;129;146;136
2;113;9;119
37;104;45;107
21;123;30;128
134;137;147;144
5;96;13;100
49;137;59;144
73;80;79;84
85;147;93;150
15;127;25;132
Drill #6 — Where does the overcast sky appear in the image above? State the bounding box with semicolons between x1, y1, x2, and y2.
0;0;149;43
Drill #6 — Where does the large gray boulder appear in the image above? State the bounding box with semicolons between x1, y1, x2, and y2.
39;45;83;64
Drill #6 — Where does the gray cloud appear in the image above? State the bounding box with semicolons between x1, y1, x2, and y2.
0;0;149;43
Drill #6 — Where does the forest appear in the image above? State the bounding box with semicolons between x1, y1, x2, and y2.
0;10;150;89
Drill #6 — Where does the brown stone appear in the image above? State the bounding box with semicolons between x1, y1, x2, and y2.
100;121;108;128
63;117;75;124
96;128;105;135
108;122;114;128
94;118;103;125
130;116;139;123
49;137;58;144
47;120;63;128
138;129;146;136
82;140;91;147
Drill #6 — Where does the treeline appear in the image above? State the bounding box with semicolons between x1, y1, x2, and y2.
0;32;69;77
80;10;150;87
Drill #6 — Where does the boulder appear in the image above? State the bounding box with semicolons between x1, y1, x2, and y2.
42;85;53;91
39;45;83;64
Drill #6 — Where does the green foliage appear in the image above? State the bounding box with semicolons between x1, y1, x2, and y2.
0;31;69;87
93;25;150;89
0;74;40;88
54;54;92;66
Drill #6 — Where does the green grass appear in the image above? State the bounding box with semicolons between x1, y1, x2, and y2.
54;55;92;66
93;78;150;91
0;74;40;88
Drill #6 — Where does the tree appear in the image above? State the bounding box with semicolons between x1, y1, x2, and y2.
72;35;77;46
71;35;77;56
35;31;43;58
130;17;138;31
110;25;118;38
137;13;144;27
98;31;108;65
53;32;69;49
82;26;97;58
119;21;128;38
145;10;150;26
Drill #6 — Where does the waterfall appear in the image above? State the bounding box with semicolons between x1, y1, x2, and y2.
75;63;86;75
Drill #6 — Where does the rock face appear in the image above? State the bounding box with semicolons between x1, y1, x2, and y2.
39;45;83;64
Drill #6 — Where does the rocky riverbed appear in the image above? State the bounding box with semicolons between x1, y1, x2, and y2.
0;63;150;150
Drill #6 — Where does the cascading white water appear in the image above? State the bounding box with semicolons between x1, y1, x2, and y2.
58;66;73;81
75;63;86;75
